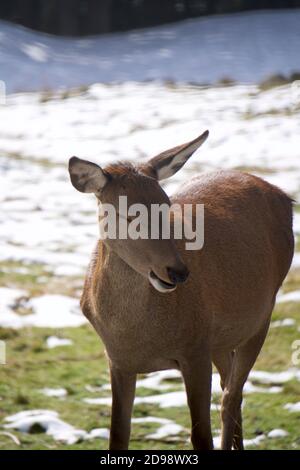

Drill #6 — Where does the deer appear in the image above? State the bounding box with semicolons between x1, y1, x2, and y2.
68;130;294;450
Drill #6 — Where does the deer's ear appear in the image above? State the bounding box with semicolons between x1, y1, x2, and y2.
68;157;108;193
144;130;209;181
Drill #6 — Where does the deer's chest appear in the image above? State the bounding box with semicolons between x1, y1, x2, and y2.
89;281;193;372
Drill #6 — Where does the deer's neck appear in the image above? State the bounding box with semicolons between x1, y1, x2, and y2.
93;241;149;313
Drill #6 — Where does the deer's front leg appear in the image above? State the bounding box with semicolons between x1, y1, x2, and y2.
180;350;213;450
109;365;136;450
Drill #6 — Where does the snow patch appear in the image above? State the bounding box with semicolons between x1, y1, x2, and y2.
133;416;187;441
291;253;300;270
84;428;110;440
213;433;266;449
0;287;29;329
28;295;86;328
249;369;300;385
84;368;286;410
270;318;296;328
83;391;188;408
267;429;289;438
39;388;67;398
4;409;109;445
146;423;185;441
277;291;300;303
46;336;73;349
137;385;281;408
0;293;86;329
132;417;171;425
136;369;182;391
284;402;300;412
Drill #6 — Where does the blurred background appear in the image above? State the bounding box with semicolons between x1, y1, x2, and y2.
0;0;300;451
1;0;300;35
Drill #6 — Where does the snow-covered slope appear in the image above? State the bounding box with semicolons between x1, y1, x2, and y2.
0;82;299;280
1;9;300;93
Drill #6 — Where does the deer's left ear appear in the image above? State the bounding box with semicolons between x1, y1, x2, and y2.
142;130;209;181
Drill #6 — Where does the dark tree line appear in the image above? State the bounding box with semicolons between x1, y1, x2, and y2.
0;0;300;36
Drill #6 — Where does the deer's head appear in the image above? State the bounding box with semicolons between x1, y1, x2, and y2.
68;130;208;293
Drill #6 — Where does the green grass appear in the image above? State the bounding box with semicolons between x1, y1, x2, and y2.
0;260;81;297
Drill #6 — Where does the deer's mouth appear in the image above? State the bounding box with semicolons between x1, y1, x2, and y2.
148;270;177;293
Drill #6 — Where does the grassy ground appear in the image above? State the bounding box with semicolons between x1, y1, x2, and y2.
0;261;300;450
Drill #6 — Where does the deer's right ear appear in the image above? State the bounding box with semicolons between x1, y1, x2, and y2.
68;157;108;193
143;130;209;181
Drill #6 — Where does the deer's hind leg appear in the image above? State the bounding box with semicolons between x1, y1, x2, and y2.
220;323;270;450
213;350;243;450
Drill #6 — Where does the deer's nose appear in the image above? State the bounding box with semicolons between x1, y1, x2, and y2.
167;266;189;285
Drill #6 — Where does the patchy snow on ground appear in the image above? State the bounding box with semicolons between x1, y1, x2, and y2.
268;429;289;438
270;318;296;328
249;369;300;385
0;80;299;296
146;422;186;441
90;367;289;403
213;433;267;449
3;409;109;445
39;388;67;398
27;295;86;328
0;287;29;329
277;291;300;304
0;291;86;328
292;253;300;270
84;384;282;408
136;369;182;391
83;381;281;409
1;10;300;93
83;391;187;408
46;336;73;349
132;416;187;441
284;402;300;412
0;287;27;308
213;429;288;449
131;417;171;425
2;409;187;445
97;369;183;393
83;366;300;411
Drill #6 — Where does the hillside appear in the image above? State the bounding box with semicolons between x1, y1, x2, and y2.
0;9;300;92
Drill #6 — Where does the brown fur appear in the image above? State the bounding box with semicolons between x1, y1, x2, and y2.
69;135;294;450
104;162;138;177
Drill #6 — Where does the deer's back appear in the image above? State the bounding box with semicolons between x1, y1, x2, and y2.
173;170;294;349
173;170;293;283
